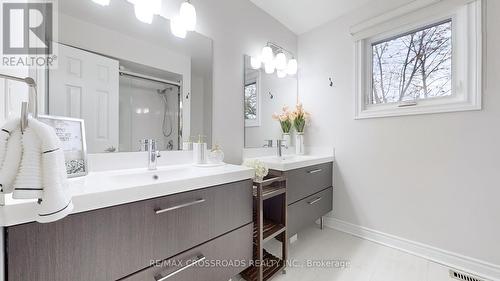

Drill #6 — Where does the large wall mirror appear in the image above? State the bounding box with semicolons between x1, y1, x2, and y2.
40;0;212;153
244;55;297;148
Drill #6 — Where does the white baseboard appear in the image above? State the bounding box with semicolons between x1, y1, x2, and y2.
324;217;500;281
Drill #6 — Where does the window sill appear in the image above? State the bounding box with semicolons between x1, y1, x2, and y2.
355;101;481;119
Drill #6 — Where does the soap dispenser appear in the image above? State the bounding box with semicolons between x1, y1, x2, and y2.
193;135;207;164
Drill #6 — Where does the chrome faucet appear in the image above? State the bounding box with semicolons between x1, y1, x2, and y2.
143;139;161;170
263;140;274;148
276;139;288;158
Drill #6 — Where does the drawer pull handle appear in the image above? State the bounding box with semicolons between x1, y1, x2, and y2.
308;197;322;205
307;169;322;174
154;254;206;281
154;199;206;215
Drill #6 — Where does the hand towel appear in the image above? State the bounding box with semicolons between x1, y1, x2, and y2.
19;118;73;223
0;119;22;194
12;127;43;199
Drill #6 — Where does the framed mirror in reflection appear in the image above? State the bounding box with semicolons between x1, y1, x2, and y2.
40;0;213;154
243;55;298;148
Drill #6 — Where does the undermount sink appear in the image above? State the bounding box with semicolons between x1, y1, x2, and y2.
110;166;194;185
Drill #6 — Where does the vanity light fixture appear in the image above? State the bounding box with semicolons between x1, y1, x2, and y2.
287;58;298;75
257;42;298;78
261;46;274;64
275;51;287;71
180;0;197;31
170;0;198;38
134;2;154;24
129;0;161;24
88;0;197;39
265;60;276;74
170;16;187;39
250;57;262;70
91;0;110;6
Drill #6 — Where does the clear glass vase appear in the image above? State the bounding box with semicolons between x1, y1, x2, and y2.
208;145;224;164
282;133;291;147
295;133;305;155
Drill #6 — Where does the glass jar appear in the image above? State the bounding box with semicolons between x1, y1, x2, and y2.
208;144;224;164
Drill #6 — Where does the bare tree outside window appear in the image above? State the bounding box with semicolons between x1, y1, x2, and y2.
244;83;258;120
370;20;452;104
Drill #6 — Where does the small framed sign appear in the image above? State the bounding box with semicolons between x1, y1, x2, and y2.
38;115;88;178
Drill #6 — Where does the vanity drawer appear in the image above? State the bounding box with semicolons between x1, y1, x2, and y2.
288;187;333;236
122;223;253;281
285;162;333;204
6;180;253;281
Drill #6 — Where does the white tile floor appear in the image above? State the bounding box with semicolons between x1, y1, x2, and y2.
235;226;456;281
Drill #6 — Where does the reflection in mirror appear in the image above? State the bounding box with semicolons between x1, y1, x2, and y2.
244;55;297;148
44;0;213;153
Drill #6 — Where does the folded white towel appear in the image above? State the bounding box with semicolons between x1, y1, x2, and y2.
28;119;73;223
13;127;43;199
0;119;22;194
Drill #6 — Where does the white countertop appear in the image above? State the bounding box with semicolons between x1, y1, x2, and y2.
246;154;334;171
0;164;254;226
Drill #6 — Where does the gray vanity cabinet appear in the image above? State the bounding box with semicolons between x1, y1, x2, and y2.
288;187;333;236
122;224;253;281
285;162;333;205
272;162;334;237
5;180;253;281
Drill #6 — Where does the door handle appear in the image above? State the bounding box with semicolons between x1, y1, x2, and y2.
154;199;206;215
154;255;206;281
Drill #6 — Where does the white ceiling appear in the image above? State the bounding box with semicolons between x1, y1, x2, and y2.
249;0;403;35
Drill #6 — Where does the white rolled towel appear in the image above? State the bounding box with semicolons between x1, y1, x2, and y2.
0;118;22;194
13;127;43;199
0;118;19;164
25;119;73;223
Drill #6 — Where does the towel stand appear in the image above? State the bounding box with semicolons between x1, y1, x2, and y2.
0;73;38;133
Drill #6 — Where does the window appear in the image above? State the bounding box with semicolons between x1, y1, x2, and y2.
244;69;261;127
371;20;452;105
244;82;258;121
355;1;482;119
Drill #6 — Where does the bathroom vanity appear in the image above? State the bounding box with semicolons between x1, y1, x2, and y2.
284;161;333;236
246;154;334;237
0;164;254;281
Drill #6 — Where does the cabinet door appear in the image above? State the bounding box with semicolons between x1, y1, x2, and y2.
6;180;252;281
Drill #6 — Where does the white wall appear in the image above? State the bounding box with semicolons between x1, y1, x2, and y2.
298;0;500;269
162;0;297;163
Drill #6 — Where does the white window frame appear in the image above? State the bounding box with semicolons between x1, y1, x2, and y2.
244;70;261;127
354;0;482;119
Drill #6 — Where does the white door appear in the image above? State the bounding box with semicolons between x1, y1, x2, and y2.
49;43;119;153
